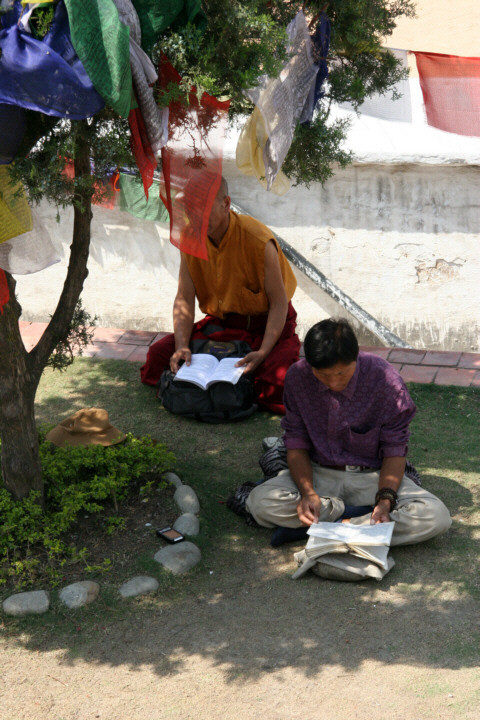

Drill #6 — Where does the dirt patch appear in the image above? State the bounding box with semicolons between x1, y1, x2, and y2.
1;481;178;593
65;482;178;584
1;533;479;720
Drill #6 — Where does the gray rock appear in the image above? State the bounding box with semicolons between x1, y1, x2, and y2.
119;576;159;598
59;581;100;609
173;513;199;536
163;471;183;489
173;485;200;514
154;541;201;574
3;590;50;617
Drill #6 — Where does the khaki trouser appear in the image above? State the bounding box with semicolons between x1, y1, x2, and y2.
245;465;452;546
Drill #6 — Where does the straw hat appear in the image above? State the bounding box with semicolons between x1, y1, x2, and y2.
46;408;126;447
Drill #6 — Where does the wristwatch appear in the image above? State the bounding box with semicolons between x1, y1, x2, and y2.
374;488;398;512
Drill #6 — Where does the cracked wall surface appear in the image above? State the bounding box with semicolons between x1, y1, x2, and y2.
415;259;465;284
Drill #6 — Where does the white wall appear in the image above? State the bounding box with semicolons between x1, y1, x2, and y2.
389;0;480;60
14;153;480;351
228;161;480;351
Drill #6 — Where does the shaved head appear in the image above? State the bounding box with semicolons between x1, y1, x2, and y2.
217;176;228;199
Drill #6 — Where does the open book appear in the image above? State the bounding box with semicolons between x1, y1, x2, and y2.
174;354;244;390
303;521;395;571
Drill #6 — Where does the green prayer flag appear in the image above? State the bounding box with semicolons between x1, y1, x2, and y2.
64;0;132;118
119;173;169;222
131;0;207;55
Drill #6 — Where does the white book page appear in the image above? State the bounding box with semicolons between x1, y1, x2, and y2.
307;521;395;547
174;354;219;390
349;544;391;571
206;357;244;387
305;537;350;558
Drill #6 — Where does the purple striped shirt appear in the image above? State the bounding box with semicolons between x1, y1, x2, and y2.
281;353;416;469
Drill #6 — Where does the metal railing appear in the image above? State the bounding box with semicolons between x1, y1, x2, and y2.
231;202;411;349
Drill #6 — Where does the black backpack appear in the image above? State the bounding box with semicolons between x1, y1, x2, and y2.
156;340;257;424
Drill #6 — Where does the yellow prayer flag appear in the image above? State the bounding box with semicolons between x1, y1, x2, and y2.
236;107;291;196
0;165;33;245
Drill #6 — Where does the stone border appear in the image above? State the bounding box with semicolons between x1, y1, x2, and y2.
2;472;202;616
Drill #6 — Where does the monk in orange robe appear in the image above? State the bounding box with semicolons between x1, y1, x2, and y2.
140;177;300;413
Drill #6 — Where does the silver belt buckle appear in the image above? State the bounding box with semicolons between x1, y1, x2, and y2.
346;465;362;473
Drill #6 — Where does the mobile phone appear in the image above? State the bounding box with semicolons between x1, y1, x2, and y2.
156;526;185;544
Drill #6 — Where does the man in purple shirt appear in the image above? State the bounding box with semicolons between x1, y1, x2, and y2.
246;319;451;553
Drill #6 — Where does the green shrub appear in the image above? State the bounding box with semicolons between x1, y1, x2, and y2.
0;433;175;588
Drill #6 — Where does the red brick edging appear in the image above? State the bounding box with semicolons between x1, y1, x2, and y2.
18;322;480;388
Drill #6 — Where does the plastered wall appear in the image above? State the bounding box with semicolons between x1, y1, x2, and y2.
389;0;480;60
14;157;480;352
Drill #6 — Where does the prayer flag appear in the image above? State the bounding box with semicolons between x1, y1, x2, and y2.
0;207;60;275
300;12;330;124
61;160;120;209
340;49;412;123
119;172;169;222
128;106;157;197
64;0;132;118
93;170;120;210
243;10;318;191
130;0;206;55
0;0;104;119
236;107;291;196
0;165;32;244
0;269;9;313
158;57;230;260
129;39;169;160
113;0;168;158
413;51;480;137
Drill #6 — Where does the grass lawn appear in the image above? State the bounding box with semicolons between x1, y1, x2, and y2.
1;358;479;720
26;357;479;601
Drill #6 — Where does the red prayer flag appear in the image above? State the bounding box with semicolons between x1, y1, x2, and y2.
128;106;157;199
158;56;230;260
62;160;120;208
413;51;480;137
93;170;119;210
0;269;9;314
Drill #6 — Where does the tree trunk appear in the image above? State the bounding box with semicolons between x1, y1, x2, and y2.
0;121;93;503
0;273;44;504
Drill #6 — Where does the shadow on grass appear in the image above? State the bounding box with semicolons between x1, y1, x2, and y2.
2;359;479;682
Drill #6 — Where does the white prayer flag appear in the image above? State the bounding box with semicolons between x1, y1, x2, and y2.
246;10;319;190
340;49;412;123
0;209;60;275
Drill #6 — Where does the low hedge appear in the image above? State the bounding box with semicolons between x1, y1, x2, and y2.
0;433;175;588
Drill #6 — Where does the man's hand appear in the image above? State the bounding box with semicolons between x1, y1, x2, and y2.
370;499;391;524
235;350;267;374
296;492;321;526
170;347;191;373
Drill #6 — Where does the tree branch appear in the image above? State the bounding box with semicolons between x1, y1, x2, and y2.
28;121;93;386
0;272;28;394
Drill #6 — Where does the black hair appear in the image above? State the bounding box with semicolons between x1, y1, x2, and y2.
303;319;359;368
